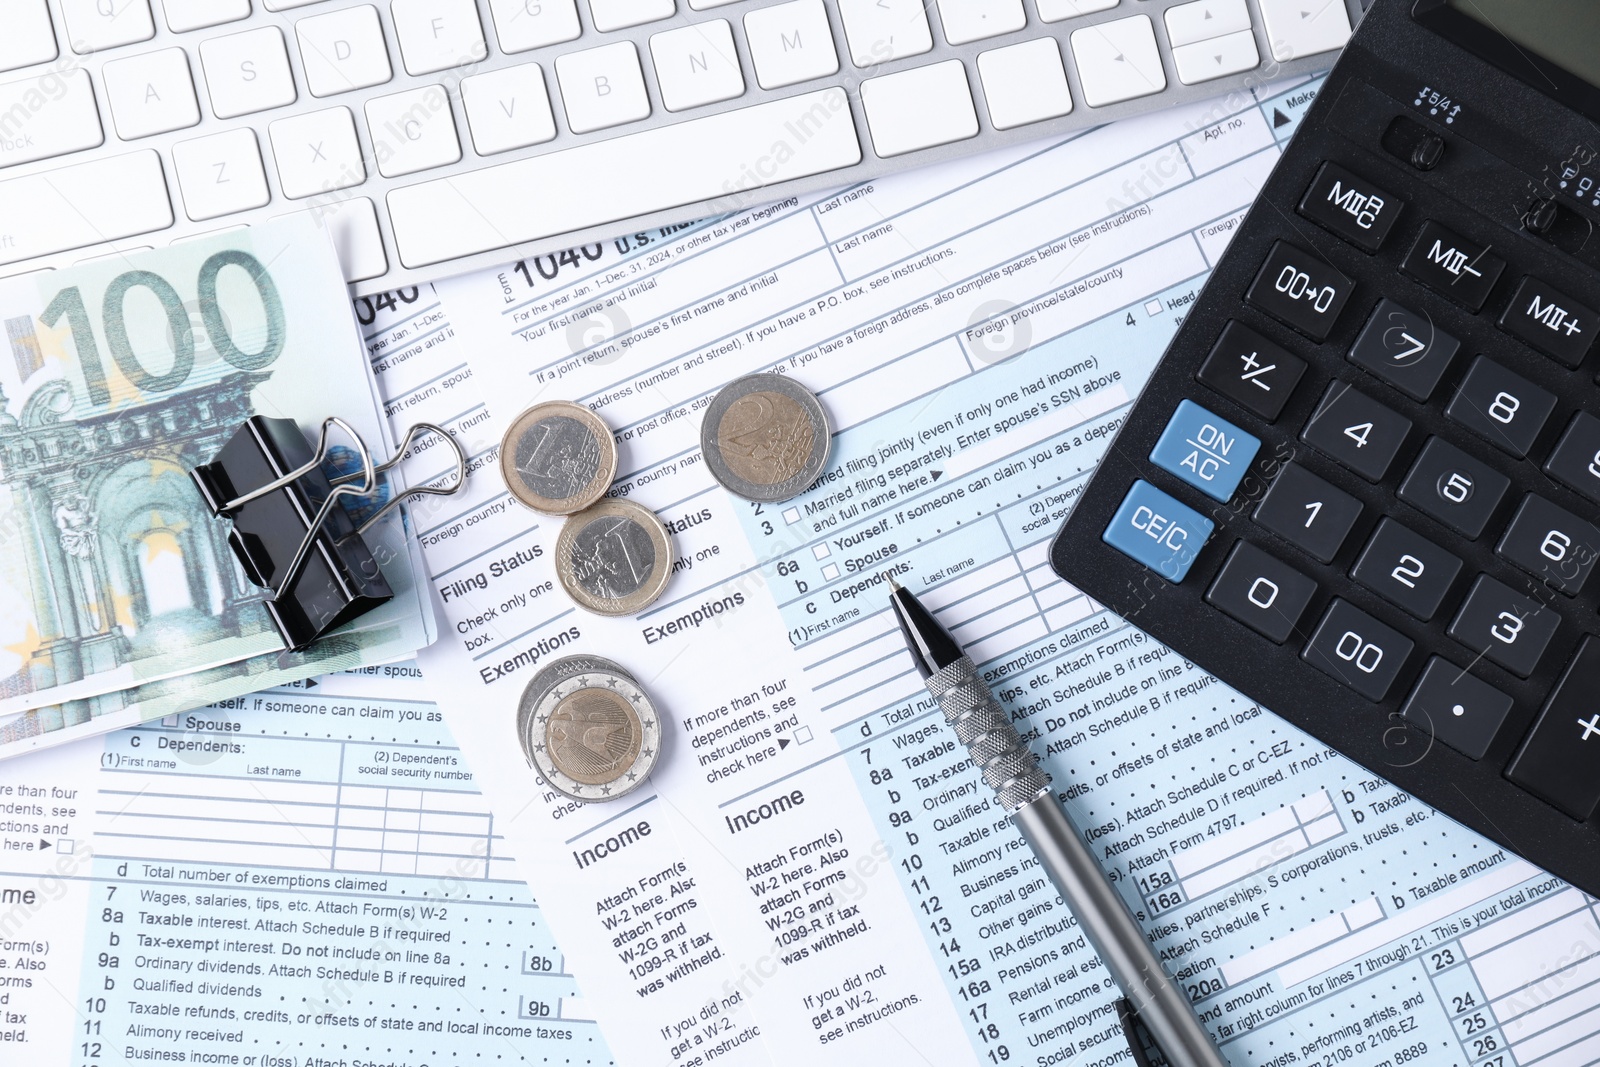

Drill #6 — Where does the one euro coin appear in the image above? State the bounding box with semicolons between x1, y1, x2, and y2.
500;401;618;515
555;498;674;616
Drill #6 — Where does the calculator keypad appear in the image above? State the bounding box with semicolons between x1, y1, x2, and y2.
1068;81;1600;894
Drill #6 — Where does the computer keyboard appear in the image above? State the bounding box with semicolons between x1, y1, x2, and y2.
0;0;1360;295
1051;0;1600;897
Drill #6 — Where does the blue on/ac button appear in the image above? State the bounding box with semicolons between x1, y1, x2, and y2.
1150;399;1261;502
1102;480;1215;583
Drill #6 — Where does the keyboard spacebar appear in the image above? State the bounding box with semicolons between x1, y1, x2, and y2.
0;151;173;267
388;88;862;268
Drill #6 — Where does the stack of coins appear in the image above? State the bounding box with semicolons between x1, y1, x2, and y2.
701;373;831;502
502;400;675;616
517;655;662;802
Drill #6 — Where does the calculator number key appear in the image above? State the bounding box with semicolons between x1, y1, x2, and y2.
1350;518;1462;620
1447;574;1560;678
1245;240;1354;341
1205;541;1318;643
1253;463;1362;563
1302;598;1413;701
1301;381;1412;481
1196;320;1307;421
1396;437;1510;539
1496;493;1600;595
1542;411;1600;505
1445;357;1555;458
1346;298;1460;401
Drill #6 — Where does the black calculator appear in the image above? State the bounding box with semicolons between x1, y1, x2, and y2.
1051;0;1600;897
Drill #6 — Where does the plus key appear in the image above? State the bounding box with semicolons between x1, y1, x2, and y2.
1506;635;1600;820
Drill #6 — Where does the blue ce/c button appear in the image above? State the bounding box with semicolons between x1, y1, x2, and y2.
1102;480;1215;582
1150;399;1260;502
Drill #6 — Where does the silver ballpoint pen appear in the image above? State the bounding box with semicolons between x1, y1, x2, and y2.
888;578;1230;1067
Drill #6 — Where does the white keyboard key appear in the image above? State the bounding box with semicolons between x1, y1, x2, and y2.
688;0;740;7
1258;0;1350;61
264;0;332;8
60;0;154;54
1172;26;1257;83
837;0;932;67
201;27;298;118
270;106;365;197
276;199;387;282
0;151;172;266
298;6;392;96
173;128;270;220
978;37;1071;129
555;41;650;133
0;0;59;73
391;0;487;75
488;0;580;53
163;0;250;33
1071;14;1165;106
1164;0;1249;47
589;0;673;32
860;59;977;158
103;48;201;140
651;20;744;112
1036;0;1117;20
745;0;838;90
389;87;860;268
366;85;462;176
0;68;102;167
462;64;556;154
935;0;1025;46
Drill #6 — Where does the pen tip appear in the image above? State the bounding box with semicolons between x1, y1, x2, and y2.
886;574;903;593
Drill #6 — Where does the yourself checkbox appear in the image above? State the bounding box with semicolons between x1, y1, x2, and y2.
812;543;831;559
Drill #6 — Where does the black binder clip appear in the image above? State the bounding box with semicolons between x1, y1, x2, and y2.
191;416;467;651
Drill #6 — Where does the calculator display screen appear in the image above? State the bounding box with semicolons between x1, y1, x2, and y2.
1448;0;1600;90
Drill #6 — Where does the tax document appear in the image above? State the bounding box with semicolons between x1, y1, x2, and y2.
0;668;614;1066
375;78;1600;1067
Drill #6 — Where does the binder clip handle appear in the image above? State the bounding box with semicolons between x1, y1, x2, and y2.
332;422;467;535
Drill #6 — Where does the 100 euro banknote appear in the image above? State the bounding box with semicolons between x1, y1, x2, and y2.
0;215;435;744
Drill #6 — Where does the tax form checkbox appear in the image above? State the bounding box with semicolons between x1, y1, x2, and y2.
821;563;840;580
812;543;831;559
783;506;801;524
1145;299;1164;316
794;726;813;745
